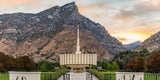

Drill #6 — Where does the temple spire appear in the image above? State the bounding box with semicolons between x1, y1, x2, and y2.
76;25;81;54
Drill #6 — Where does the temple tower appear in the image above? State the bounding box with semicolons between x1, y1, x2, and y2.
76;25;81;54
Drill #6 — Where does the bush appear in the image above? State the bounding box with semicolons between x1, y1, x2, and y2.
91;65;97;69
67;67;71;69
87;69;104;80
85;67;90;69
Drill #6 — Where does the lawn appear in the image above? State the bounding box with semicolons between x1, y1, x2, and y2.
101;72;116;80
144;73;160;80
0;73;9;80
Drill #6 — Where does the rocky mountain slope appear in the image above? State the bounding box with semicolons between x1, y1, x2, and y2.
0;2;125;62
137;31;160;52
124;41;141;50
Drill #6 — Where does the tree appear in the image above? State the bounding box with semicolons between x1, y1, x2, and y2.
107;64;112;70
112;50;151;70
142;48;149;53
0;52;17;71
40;61;55;72
0;63;5;72
102;62;108;69
126;57;145;71
146;51;160;72
136;57;145;71
19;56;36;71
53;62;60;67
112;61;119;70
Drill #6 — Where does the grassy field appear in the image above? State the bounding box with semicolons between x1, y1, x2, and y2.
0;73;9;80
144;73;160;80
101;72;116;80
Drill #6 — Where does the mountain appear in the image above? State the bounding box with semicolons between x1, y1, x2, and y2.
137;31;160;52
0;2;125;62
124;41;141;50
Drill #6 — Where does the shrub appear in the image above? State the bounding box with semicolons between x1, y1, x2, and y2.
87;69;104;80
67;67;71;69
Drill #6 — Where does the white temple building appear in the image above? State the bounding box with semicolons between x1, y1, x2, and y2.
60;25;97;68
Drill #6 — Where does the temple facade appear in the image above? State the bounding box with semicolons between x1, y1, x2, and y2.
60;25;97;67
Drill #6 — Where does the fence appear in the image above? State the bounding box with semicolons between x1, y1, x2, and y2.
0;73;9;80
104;73;116;80
144;73;160;80
103;73;160;80
41;73;55;80
86;74;92;80
63;74;70;80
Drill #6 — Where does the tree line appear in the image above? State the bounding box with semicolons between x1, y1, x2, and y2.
126;50;160;72
0;52;35;72
112;49;160;72
0;52;59;72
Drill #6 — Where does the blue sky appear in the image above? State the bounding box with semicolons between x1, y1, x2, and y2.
0;0;160;44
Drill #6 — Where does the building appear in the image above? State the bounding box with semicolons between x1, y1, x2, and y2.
60;25;97;68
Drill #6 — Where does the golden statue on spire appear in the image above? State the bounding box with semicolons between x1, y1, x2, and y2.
77;25;79;29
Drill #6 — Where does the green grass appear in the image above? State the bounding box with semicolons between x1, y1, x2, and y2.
101;72;116;80
0;73;9;80
144;74;160;80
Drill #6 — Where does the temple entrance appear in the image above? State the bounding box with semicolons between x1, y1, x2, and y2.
71;67;86;72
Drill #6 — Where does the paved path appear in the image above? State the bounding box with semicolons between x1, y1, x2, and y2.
58;72;99;80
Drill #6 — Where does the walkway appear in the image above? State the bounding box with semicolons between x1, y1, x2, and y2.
58;72;99;80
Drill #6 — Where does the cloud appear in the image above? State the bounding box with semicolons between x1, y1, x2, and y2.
143;0;160;6
78;3;109;19
138;6;160;10
0;0;39;7
134;0;160;6
119;37;128;42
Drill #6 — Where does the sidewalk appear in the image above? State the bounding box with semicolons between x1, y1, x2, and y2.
58;72;99;80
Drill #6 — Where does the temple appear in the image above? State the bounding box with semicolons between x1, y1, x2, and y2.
60;25;97;68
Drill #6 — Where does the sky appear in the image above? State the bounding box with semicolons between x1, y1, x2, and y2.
0;0;160;44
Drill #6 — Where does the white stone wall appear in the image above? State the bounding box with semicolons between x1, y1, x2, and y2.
9;71;41;80
116;72;144;80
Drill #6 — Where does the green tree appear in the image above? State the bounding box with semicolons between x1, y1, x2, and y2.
53;62;60;67
102;62;108;69
112;50;151;70
142;48;149;53
40;61;55;72
107;64;112;70
112;61;119;70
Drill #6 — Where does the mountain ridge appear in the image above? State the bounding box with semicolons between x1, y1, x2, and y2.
124;41;141;50
137;31;160;52
0;2;125;62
